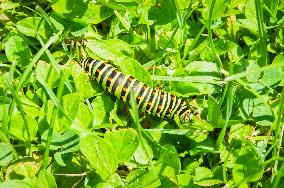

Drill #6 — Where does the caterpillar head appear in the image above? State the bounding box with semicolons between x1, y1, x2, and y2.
179;108;192;123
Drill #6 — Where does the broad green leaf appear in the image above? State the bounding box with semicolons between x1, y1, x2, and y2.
37;170;57;188
0;2;19;9
79;4;113;24
39;93;80;133
76;103;94;129
52;0;112;24
259;52;284;87
5;35;31;67
137;2;154;25
228;124;255;143
193;167;213;182
202;0;228;21
125;139;153;167
54;152;73;166
194;179;223;186
41;129;79;152
148;0;176;25
86;39;134;61
0;142;13;166
183;158;200;175
51;162;83;187
157;165;178;187
35;61;60;89
50;12;88;37
246;61;260;82
190;137;216;156
219;143;236;168
0;180;35;188
177;174;196;187
240;97;274;126
115;56;153;86
208;96;222;127
5;158;40;180
105;129;139;164
80;133;118;180
109;101;128;126
171;61;221;96
51;0;87;14
20;95;41;118
10;112;38;141
69;62;98;100
57;93;81;132
214;39;238;55
159;145;181;175
92;94;114;126
16;17;53;41
232;143;264;184
126;169;161;188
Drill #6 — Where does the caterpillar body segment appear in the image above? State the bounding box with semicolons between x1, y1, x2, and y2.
80;58;192;123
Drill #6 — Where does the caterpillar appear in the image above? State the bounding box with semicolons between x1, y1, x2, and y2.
80;58;192;123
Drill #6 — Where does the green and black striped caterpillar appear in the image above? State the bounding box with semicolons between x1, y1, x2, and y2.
80;58;192;123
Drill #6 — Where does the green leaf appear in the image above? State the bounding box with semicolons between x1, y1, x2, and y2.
237;0;258;34
228;124;255;143
148;0;176;25
104;129;139;164
232;142;264;184
240;97;274;126
92;94;114;126
76;103;94;129
5;35;31;67
246;61;260;82
41;129;79;152
5;158;40;180
208;96;222;127
171;61;221;96
80;133;118;180
50;12;88;37
115;56;153;86
259;52;284;87
0;180;35;188
39;93;80;133
80;4;113;24
214;39;238;55
35;61;60;89
16;17;53;41
177;174;197;187
20;95;41;118
126;169;161;188
10;112;38;141
0;2;19;9
51;0;87;14
193;167;212;182
0;142;13;166
37;170;57;188
159;145;181;175
69;62;98;99
52;0;112;24
202;0;228;21
86;39;134;61
125;139;153;167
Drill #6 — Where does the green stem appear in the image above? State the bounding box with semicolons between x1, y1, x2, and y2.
41;70;66;169
255;0;268;66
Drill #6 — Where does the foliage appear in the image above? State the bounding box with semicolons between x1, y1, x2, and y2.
0;0;284;187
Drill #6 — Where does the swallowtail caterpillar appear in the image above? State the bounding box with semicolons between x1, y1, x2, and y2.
80;58;192;123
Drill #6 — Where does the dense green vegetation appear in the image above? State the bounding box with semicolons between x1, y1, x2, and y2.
0;0;284;187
